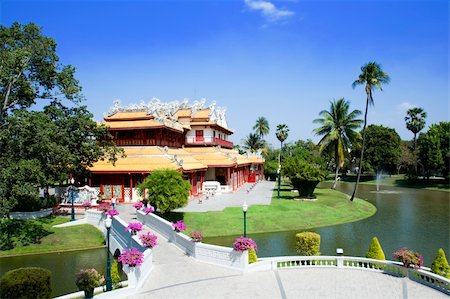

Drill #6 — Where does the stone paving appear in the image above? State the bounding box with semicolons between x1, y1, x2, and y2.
107;186;448;299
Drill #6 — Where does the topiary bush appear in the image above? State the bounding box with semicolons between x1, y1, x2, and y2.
248;249;258;264
295;232;320;256
0;267;51;299
366;237;385;260
111;260;122;288
431;248;450;278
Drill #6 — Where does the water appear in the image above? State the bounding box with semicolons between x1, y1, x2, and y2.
204;182;450;266
0;248;110;298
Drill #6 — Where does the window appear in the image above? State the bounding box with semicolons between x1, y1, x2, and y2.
195;130;204;141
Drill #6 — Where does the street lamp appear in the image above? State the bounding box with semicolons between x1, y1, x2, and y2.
70;177;75;221
242;201;248;237
104;216;112;292
277;166;281;199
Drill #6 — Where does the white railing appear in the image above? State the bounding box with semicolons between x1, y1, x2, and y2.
137;210;248;270
255;255;450;295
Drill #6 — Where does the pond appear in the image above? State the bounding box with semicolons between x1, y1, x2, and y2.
0;248;112;298
204;182;450;266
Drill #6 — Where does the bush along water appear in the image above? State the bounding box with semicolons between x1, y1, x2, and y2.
431;248;450;278
0;267;51;299
295;232;320;256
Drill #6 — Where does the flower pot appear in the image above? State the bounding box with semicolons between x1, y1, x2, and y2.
84;289;94;298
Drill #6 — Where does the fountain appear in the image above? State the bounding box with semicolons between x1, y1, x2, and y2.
376;171;383;191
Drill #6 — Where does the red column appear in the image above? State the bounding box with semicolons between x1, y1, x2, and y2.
130;174;133;201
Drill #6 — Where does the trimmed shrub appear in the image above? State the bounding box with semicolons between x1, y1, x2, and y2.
248;249;258;264
0;267;51;299
431;248;450;278
295;232;320;256
366;237;385;260
111;260;122;288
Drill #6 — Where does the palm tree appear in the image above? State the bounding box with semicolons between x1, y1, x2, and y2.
405;107;427;150
350;62;390;201
253;117;270;138
314;98;362;189
275;124;289;198
242;133;265;153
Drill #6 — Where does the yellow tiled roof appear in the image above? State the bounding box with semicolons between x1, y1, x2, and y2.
105;119;184;133
192;109;210;119
174;109;192;118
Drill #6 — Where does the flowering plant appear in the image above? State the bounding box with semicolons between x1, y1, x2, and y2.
97;202;110;212
190;230;204;242
139;232;158;248
118;247;144;267
144;206;155;214
82;202;92;208
172;220;187;232
75;268;104;291
133;202;143;210
107;209;119;218
233;237;257;252
393;247;423;268
126;222;143;235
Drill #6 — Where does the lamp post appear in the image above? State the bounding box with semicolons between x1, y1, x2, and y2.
277;166;281;199
104;216;112;292
242;201;248;237
70;177;75;221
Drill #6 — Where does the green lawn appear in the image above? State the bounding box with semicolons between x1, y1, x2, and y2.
176;185;376;237
0;216;105;257
339;174;450;192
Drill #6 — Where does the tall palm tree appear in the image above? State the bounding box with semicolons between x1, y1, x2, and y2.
314;98;362;189
253;117;270;138
242;133;265;153
275;124;289;198
405;107;427;150
350;62;390;201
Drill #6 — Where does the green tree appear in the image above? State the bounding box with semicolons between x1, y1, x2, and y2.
417;127;443;179
405;107;427;150
362;125;401;174
241;133;265;153
350;62;390;201
431;248;450;278
253;116;270;138
365;237;385;260
275;124;289;197
0;22;81;125
313;98;362;189
137;169;191;214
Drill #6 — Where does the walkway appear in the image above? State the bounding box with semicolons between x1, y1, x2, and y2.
114;202;447;299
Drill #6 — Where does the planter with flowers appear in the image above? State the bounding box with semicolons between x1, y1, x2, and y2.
126;222;143;235
106;209;119;218
233;237;258;264
144;206;154;214
393;247;423;269
172;220;187;233
190;230;204;243
139;232;158;248
133;201;143;210
75;268;104;299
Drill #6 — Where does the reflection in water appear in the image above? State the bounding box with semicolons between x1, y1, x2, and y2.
205;182;450;266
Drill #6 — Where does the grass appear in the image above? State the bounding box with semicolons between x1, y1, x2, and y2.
339;174;450;192
175;185;376;237
0;216;105;257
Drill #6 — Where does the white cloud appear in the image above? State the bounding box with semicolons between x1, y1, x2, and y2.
244;0;295;22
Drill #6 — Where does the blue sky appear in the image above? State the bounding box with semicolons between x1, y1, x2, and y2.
1;0;448;146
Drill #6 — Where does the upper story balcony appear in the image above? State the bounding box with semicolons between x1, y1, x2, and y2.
185;136;234;149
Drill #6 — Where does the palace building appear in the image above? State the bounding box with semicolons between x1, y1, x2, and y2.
88;99;264;202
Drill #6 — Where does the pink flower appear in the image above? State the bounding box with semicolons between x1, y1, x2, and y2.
118;247;144;267
133;202;143;210
139;232;158;248
233;237;257;252
126;222;143;234
107;209;119;217
172;220;187;232
190;230;204;242
82;202;92;207
144;206;154;214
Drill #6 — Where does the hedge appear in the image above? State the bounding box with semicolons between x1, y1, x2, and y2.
295;232;320;256
0;267;51;299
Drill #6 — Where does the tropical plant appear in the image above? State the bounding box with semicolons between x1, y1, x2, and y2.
241;133;265;153
350;62;390;201
275;124;290;196
431;248;450;278
405;107;427;150
75;268;104;291
253;116;270;138
313;98;362;189
118;247;144;267
295;232;320;256
136;169;191;214
393;247;423;268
